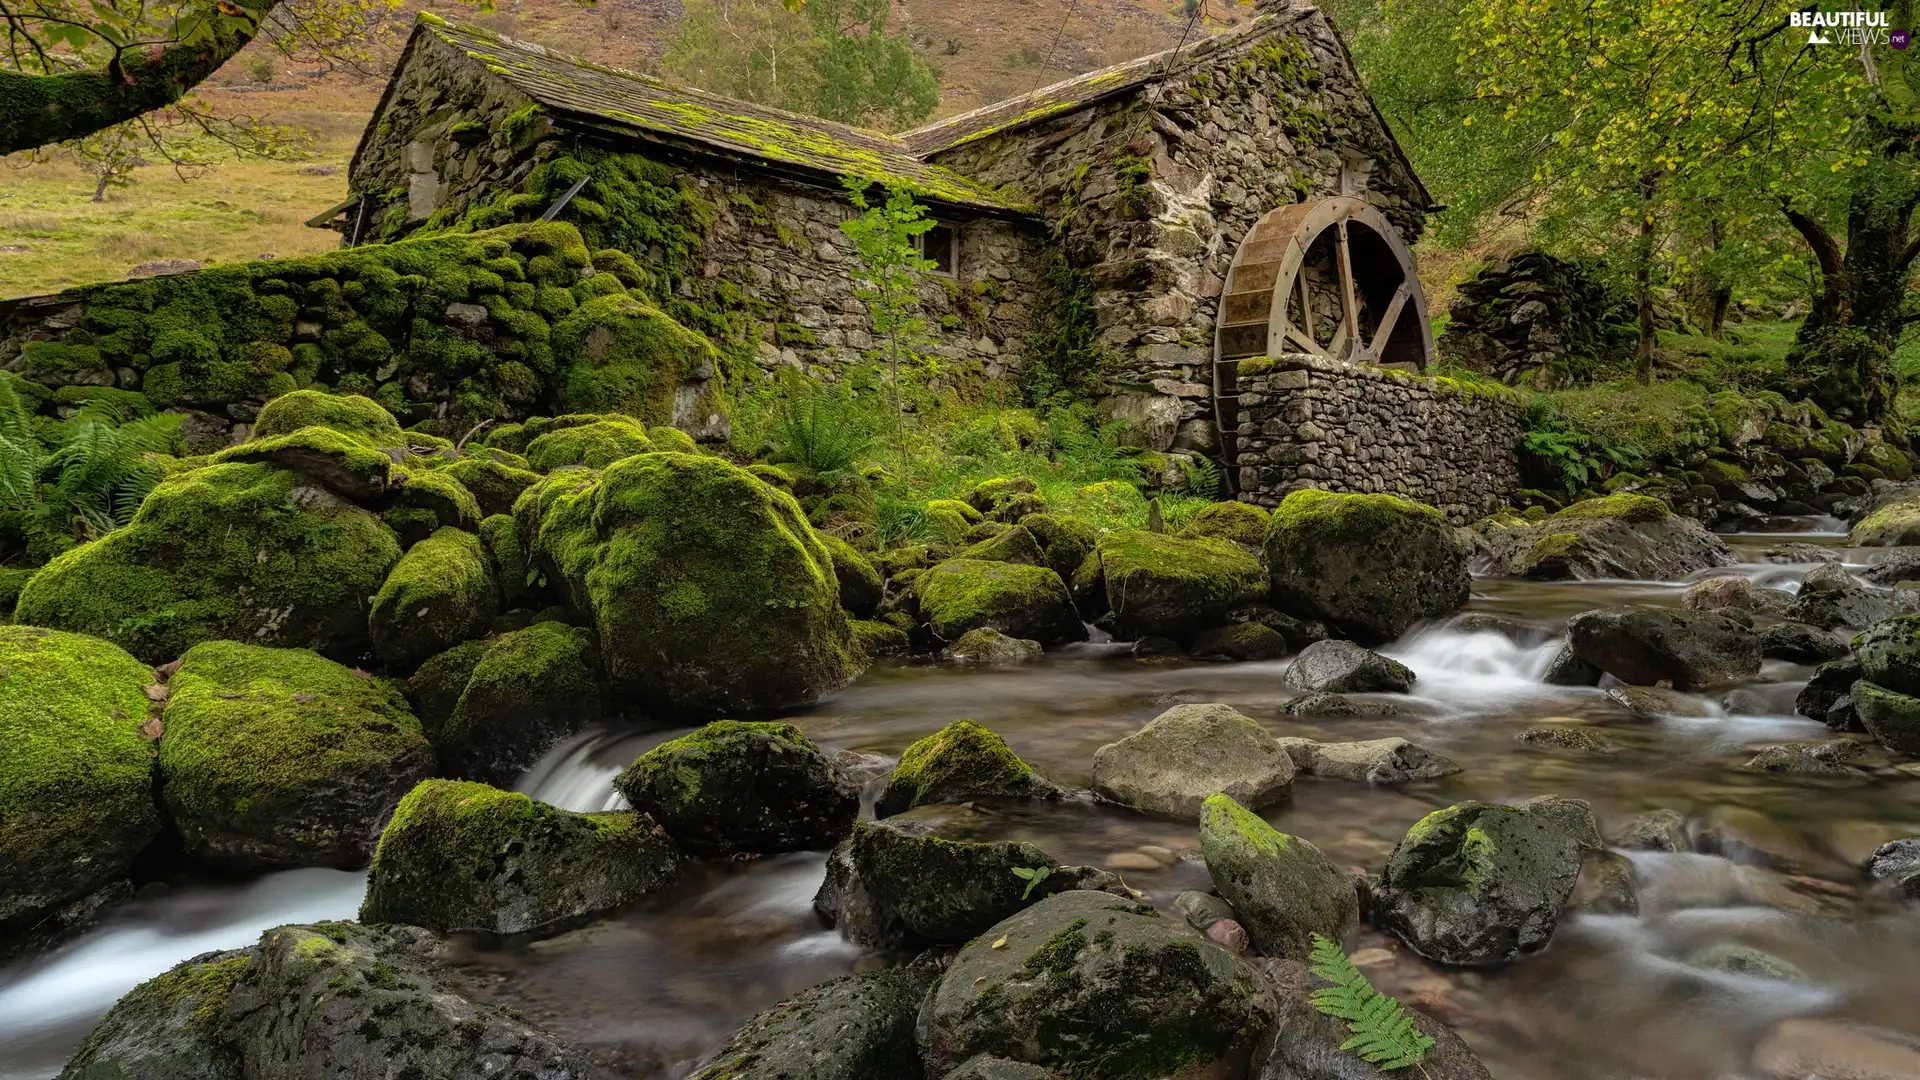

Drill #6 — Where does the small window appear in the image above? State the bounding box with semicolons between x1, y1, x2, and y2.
917;223;958;276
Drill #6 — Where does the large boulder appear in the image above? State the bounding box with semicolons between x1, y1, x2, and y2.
411;621;604;785
1017;513;1100;580
1198;794;1358;960
1565;605;1760;690
1180;500;1271;550
1483;494;1732;581
1284;640;1416;694
1254;957;1494;1080
875;720;1063;818
1087;531;1266;641
1797;658;1865;731
917;558;1086;645
368;527;498;671
1852;614;1920;695
551;293;727;438
687;966;937;1080
59;921;587;1080
158;641;433;870
918;890;1276;1079
613;720;857;856
360;780;678;935
1850;679;1920;754
16;461;401;663
814;815;1118;949
442;456;543;518
1786;563;1896;630
0;627;161;944
524;452;860;714
1091;704;1295;819
1850;496;1920;546
821;533;884;619
1267;489;1471;644
1372;797;1599;965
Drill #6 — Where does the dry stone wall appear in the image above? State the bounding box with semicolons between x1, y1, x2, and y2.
1235;354;1524;523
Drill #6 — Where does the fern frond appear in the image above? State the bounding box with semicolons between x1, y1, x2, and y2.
1307;933;1435;1071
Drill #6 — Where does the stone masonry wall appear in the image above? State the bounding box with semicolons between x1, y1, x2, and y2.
1235;354;1524;523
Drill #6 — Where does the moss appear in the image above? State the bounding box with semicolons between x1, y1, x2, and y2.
1094;531;1265;640
1526;532;1583;565
550;294;727;429
613;719;856;855
851;618;909;658
386;466;483;538
477;512;528;604
210;425;395;498
876;720;1054;817
360;778;674;935
369;527;498;671
1200;793;1288;859
406;638;490;732
917;558;1080;645
0;626;160;935
158;640;430;868
430;621;604;784
15;462;402;662
1546;493;1671;523
819;533;883;618
441;456;543;518
528;452;858;713
1852;497;1920;546
1177;501;1269;550
1077;480;1147;519
21;341;108;385
525;417;653;471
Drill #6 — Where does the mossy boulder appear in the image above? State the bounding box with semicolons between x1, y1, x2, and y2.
63;920;589;1080
853;618;911;658
960;524;1047;566
875;720;1063;818
1189;622;1289;661
1852;497;1920;546
1266;489;1470;644
1179;500;1270;550
1372;797;1600;965
687;966;937;1080
1197;794;1356;960
815;816;1118;949
967;476;1039;515
1092;706;1295;820
528;452;859;714
524;417;652;471
16;462;401;663
917;558;1085;646
442;456;543;518
368;528;498;671
211;425;395;503
252;389;406;448
386;467;482;542
1854;615;1920;697
1088;531;1266;641
158;641;433;870
1490;494;1735;582
943;626;1044;663
360;780;678;935
551;293;727;435
1851;679;1920;755
1565;605;1760;691
0;627;160;941
613;720;857;856
1017;513;1100;579
415;621;604;785
917;890;1276;1080
821;533;883;619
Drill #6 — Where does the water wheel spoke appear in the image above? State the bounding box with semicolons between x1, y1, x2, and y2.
1371;283;1411;356
1284;324;1329;359
1334;220;1359;362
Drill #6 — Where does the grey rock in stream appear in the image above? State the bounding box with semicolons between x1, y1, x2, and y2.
1481;494;1731;581
1684;576;1791;615
1372;797;1600;965
1198;794;1358;960
943;1058;1055;1080
614;720;858;857
1277;737;1462;783
60;922;587;1080
1787;563;1898;630
1283;640;1415;694
942;627;1043;664
1091;703;1294;818
1797;658;1866;732
686;965;937;1080
1740;740;1871;777
1866;838;1920;901
1852;614;1920;694
1613;808;1690;852
1851;679;1920;754
1253;957;1494;1080
1280;692;1406;717
1540;643;1603;686
1567;605;1761;691
1758;621;1849;664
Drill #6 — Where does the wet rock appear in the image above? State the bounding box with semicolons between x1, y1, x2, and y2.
1092;704;1295;819
1697;807;1818;870
1517;725;1619;754
919;558;1087;646
1277;737;1463;783
1762;542;1841;565
687;965;937;1080
1444;612;1555;647
1569;850;1639;915
1690;943;1806;982
1541;644;1603;686
1373;798;1599;965
1850;495;1920;546
613;720;857;856
1280;692;1407;717
1198;794;1359;960
1866;838;1920;901
1613;808;1690;852
1851;679;1920;755
360;781;678;936
410;621;605;787
918;890;1275;1079
1130;635;1186;658
1267;489;1472;644
815;816;1118;948
1751;1019;1920;1080
1567;605;1760;691
61;921;587;1080
943;627;1044;663
1229;604;1331;652
1175;890;1240;933
1089;530;1266;641
874;720;1063;818
1798;658;1866;732
1253;956;1494;1080
1191;622;1291;661
1284;640;1415;694
1860;547;1920;585
1683;576;1790;615
1483;494;1732;581
943;1057;1056;1080
1758;621;1848;664
1786;563;1895;629
1852;614;1920;695
821;534;884;617
1740;740;1871;777
1605;684;1711;718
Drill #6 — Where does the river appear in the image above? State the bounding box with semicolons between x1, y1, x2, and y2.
4;527;1919;1079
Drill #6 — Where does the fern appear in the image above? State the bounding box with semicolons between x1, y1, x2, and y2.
770;374;879;480
1307;933;1435;1072
1178;455;1223;497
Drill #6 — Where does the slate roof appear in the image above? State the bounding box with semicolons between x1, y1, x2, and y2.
405;15;1030;215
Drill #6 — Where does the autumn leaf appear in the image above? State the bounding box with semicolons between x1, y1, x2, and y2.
143;683;169;702
138;716;164;740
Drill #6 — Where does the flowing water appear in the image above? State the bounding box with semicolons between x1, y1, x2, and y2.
5;529;1920;1079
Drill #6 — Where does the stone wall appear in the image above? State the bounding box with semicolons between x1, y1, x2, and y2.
928;4;1428;455
1234;354;1524;523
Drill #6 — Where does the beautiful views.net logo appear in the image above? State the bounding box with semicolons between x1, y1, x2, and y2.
1791;10;1907;48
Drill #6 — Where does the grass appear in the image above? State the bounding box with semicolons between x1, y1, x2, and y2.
0;131;355;299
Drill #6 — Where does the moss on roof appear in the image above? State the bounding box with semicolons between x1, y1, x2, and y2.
415;17;1028;215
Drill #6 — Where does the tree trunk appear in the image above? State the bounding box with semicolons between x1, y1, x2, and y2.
1634;173;1657;381
0;1;277;156
91;172;112;203
1705;218;1732;338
